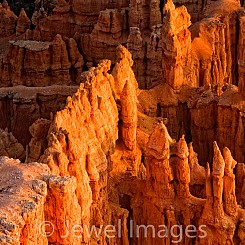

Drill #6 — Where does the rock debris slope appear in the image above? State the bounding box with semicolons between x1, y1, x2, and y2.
0;0;245;244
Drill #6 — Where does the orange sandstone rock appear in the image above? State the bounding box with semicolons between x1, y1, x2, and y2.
0;1;17;37
162;0;192;89
0;35;83;87
0;128;25;161
16;8;30;36
1;0;245;244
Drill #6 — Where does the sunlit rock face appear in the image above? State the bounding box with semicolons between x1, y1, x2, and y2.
1;0;245;244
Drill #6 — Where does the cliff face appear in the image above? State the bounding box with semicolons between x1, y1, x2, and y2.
0;156;83;245
1;0;245;244
39;46;140;244
31;0;130;40
0;43;245;244
27;0;242;90
0;35;84;87
80;8;129;66
0;85;78;147
162;0;192;89
0;1;30;38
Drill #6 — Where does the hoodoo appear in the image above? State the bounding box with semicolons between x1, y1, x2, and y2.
0;0;245;244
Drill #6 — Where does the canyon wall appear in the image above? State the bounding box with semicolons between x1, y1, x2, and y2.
0;1;30;37
26;0;243;89
0;44;245;244
0;156;83;245
0;35;84;87
37;45;138;244
0;85;78;147
0;0;245;244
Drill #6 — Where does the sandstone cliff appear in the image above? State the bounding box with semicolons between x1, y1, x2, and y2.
0;1;30;38
0;1;17;37
28;0;242;89
0;0;245;244
0;156;82;245
0;44;244;244
0;85;78;147
0;35;84;87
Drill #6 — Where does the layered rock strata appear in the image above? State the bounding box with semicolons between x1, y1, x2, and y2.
0;1;18;37
28;0;243;89
0;0;245;244
0;85;78;147
0;1;30;38
0;156;81;245
0;34;84;87
0;43;245;245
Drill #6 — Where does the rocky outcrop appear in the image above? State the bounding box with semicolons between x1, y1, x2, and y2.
0;1;31;38
0;156;82;245
0;35;84;87
2;0;245;244
161;0;241;90
0;85;78;147
190;9;240;89
37;46;139;244
112;45;138;151
44;175;82;244
0;128;25;161
0;156;50;244
26;0;243;91
16;8;30;36
0;1;18;37
3;112;245;244
197;142;240;244
162;0;192;89
138;80;245;167
80;8;128;66
26;0;238;90
120;120;245;244
32;0;130;41
173;0;206;22
145;122;175;198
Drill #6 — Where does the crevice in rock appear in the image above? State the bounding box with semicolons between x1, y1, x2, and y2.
234;15;240;86
160;0;165;20
233;221;242;244
119;194;133;244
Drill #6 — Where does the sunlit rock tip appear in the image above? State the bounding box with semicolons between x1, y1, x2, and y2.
0;0;245;244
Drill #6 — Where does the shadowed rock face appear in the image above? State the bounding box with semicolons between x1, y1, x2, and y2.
1;0;245;244
0;35;84;87
0;0;35;17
